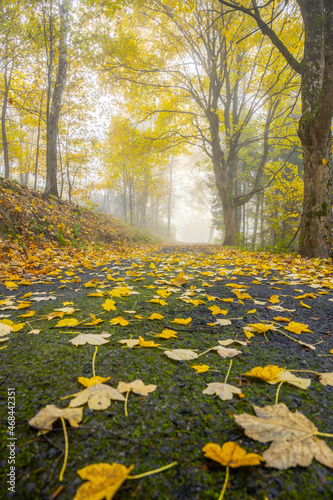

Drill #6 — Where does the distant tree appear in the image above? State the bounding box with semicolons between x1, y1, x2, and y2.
44;0;71;197
100;0;299;246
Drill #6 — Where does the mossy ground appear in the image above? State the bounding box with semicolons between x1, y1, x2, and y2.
0;246;333;499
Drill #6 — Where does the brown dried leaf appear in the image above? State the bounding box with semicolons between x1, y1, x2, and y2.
69;383;125;410
117;379;157;396
319;373;333;387
203;382;244;401
234;403;333;469
164;349;198;361
29;404;83;433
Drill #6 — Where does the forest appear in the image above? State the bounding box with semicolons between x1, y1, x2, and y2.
1;0;332;257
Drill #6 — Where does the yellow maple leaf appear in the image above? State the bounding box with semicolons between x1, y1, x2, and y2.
209;305;228;316
269;295;280;304
19;310;36;318
110;317;129;326
190;299;206;306
88;291;106;297
156;289;171;299
203;442;263;468
273;317;290;322
245;365;284;382
17;301;32;309
0;319;25;332
244;323;273;334
138;336;160;347
285;321;312;335
156;329;178;339
102;299;117;311
74;462;134;500
147;313;164;320
85;314;104;326
78;376;111;387
4;281;18;289
192;364;209;373
171;317;192;325
148;298;168;306
55;318;79;328
300;301;311;309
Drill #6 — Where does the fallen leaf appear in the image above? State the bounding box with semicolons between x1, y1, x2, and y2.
147;313;164;320
18;310;36;318
192;364;210;373
156;329;178;339
117;379;157;396
27;329;41;335
118;338;140;348
110;317;129;326
213;319;232;326
244;323;273;334
234;403;333;469
245;366;310;389
209;305;228;315
102;299;117;311
74;463;134;500
203;382;244;400
284;321;312;335
69;383;125;410
164;349;198;361
31;296;57;301
138;336;160;347
212;346;242;358
218;339;247;347
244;365;284;382
29;405;83;433
0;323;13;336
171;317;192;325
55;318;79;328
203;442;263;467
78;376;111;387
319;373;333;387
69;333;111;346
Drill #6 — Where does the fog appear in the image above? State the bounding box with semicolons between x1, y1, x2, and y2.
170;155;214;243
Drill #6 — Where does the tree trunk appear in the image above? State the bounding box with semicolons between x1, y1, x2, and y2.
167;157;173;238
34;91;44;190
297;0;333;258
1;58;13;179
45;0;71;197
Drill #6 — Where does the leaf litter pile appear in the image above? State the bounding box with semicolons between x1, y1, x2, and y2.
0;244;333;499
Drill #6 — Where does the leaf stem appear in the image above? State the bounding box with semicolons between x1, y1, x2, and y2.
275;381;284;405
92;346;98;377
218;465;229;500
197;348;213;357
288;369;320;375
128;461;177;479
125;390;130;417
224;360;233;384
59;417;68;482
315;432;333;438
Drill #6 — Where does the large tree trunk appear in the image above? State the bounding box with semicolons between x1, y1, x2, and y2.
297;0;333;258
45;0;71;197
